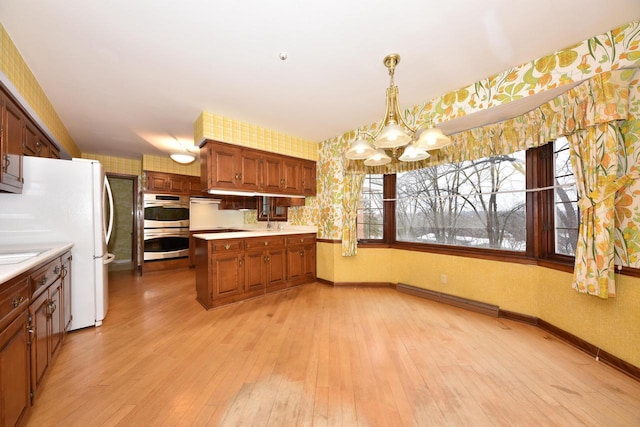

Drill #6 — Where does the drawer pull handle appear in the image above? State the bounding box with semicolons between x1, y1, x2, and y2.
11;296;25;308
40;276;47;286
225;244;231;250
300;238;304;243
264;242;268;246
54;265;61;275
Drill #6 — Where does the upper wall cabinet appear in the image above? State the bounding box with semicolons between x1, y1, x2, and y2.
200;140;316;197
144;170;203;196
0;90;24;193
0;84;62;193
24;121;60;159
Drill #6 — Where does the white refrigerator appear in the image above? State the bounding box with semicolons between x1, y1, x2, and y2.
0;156;114;330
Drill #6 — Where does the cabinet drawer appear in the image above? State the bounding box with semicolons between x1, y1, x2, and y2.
245;236;285;250
286;234;316;246
209;239;244;253
0;276;29;328
30;257;61;297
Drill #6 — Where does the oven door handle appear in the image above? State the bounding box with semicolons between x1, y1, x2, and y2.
144;231;190;240
144;202;189;209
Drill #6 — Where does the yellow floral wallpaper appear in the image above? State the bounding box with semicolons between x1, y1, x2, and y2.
0;24;80;157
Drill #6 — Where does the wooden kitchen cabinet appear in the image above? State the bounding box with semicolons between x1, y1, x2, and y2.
262;153;284;193
200;140;316;197
28;251;70;403
61;252;72;332
195;239;245;308
282;158;299;194
1;83;62;193
23;121;60;159
195;233;316;310
0;89;24;193
144;170;192;194
300;160;316;196
286;234;317;286
245;236;287;293
0;310;30;427
0;249;71;426
200;142;261;192
0;273;30;427
29;289;50;395
28;255;64;400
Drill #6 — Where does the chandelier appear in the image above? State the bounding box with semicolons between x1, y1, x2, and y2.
345;53;451;166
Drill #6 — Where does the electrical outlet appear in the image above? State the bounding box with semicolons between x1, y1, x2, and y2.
440;274;447;284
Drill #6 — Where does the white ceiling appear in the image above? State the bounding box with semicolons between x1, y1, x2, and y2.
1;1;639;160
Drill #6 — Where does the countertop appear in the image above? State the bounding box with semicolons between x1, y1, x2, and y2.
0;242;73;284
193;226;317;241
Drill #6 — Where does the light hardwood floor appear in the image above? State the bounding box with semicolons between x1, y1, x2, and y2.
25;268;640;426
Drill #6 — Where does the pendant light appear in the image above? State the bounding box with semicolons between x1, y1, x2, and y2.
344;53;451;165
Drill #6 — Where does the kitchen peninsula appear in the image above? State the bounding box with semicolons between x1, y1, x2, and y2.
193;226;317;309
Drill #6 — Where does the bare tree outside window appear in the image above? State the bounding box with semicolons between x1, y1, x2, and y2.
554;137;579;256
396;151;527;251
357;174;384;240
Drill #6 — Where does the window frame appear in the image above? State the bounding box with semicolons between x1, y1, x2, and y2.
356;174;395;246
356;145;565;268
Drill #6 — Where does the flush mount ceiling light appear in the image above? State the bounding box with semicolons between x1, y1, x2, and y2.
169;139;198;164
169;152;196;164
345;53;451;166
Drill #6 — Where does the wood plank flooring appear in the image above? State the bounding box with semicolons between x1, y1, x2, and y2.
25;268;640;426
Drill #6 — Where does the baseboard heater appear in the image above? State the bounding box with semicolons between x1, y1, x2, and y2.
396;283;500;317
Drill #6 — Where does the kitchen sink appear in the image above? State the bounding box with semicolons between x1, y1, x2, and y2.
0;249;48;265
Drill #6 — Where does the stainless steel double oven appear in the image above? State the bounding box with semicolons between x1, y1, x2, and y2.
143;194;190;261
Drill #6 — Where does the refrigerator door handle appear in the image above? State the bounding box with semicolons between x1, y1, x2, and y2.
103;253;116;265
104;176;114;245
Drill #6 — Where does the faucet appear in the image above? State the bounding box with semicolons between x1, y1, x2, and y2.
266;207;273;229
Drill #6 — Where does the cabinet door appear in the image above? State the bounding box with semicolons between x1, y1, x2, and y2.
244;249;266;293
239;151;261;191
301;161;316;196
303;244;317;280
0;311;30;427
262;155;283;193
286;246;304;283
0;92;24;191
189;176;202;195
49;280;63;358
30;290;50;394
23;121;40;156
167;176;190;193
212;253;244;298
62;254;72;332
146;173;169;192
282;159;299;194
210;144;241;189
266;248;287;290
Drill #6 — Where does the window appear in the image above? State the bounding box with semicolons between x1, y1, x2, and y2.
357;174;385;241
553;137;579;256
257;196;288;222
355;139;582;269
395;151;527;251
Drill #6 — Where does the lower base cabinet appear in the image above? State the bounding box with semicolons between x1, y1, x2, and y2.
195;233;316;309
0;311;30;427
0;250;72;427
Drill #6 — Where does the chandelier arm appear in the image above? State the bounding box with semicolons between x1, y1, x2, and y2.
356;129;377;140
